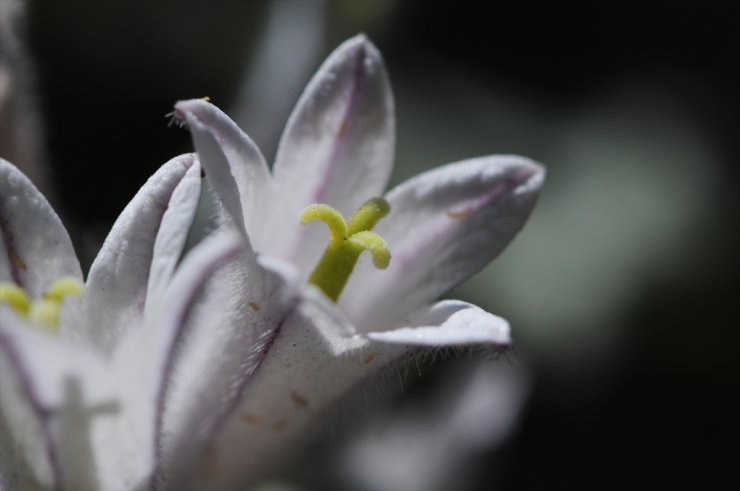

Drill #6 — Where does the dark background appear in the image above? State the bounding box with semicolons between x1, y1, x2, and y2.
5;0;739;489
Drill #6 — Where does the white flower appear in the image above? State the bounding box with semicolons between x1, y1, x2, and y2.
0;155;244;490
168;35;544;489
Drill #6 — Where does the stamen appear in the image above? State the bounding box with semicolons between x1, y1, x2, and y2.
300;198;391;302
0;277;82;331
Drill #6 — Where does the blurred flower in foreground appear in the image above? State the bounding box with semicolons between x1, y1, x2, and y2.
169;35;544;488
338;362;530;491
0;0;49;196
0;156;245;489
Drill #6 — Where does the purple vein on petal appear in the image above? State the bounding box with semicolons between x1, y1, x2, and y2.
310;42;367;205
393;173;526;271
446;164;539;221
0;222;25;288
152;274;296;488
0;330;62;491
151;238;242;488
203;308;293;446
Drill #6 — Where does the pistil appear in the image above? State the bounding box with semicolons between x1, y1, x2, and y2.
0;277;82;330
299;198;391;302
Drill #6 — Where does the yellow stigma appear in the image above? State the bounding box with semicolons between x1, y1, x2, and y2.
0;284;31;316
0;277;82;331
299;198;391;302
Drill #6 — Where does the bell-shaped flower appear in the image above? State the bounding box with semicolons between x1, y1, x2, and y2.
0;155;247;490
169;34;544;489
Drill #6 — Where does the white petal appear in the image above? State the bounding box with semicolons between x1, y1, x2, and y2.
110;232;244;488
145;157;203;313
156;255;301;490
169;288;398;490
77;154;197;353
269;34;395;274
366;300;510;347
177;300;505;489
0;311;152;491
340;362;528;491
173;299;507;489
0;315;58;490
341;156;544;331
0;159;82;297
174;99;268;252
191;296;507;490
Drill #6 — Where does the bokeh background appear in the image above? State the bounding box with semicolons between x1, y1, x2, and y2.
2;0;738;489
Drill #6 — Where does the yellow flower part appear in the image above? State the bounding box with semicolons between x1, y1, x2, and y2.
299;198;391;302
0;276;82;330
0;283;31;316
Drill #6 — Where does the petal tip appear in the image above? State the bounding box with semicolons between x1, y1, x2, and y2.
173;98;211;126
517;158;546;194
344;32;372;51
174;97;210;112
334;33;383;68
171;152;197;171
494;155;546;195
507;155;545;176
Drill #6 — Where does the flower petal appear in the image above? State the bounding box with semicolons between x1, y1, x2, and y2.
155;254;301;490
341;156;544;331
166;287;402;490
181;300;504;489
173;299;507;489
339;362;528;491
76;154;198;353
0;413;43;491
145;157;203;314
366;300;510;347
174;98;271;251
0;315;59;490
269;34;395;273
0;311;151;491
114;231;244;421
0;159;82;297
108;232;244;488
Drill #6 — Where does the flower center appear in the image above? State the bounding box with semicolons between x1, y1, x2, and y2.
299;198;391;302
0;277;82;330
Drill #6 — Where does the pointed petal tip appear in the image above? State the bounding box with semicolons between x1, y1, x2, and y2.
174;97;211;112
518;157;545;195
170;151;197;171
501;154;545;181
488;155;545;198
331;33;384;72
350;32;369;44
173;98;214;128
343;32;375;53
173;99;261;154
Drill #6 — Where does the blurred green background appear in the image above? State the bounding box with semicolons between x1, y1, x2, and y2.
3;0;738;489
